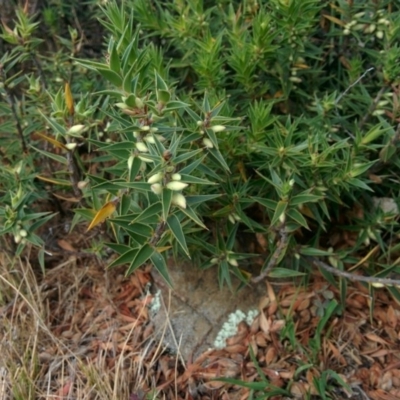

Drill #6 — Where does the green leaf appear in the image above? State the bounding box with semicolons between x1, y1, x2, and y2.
114;182;152;191
38;112;67;135
207;148;230;172
129;155;142;182
179;174;216;185
110;219;153;237
314;299;339;346
154;70;169;91
271;200;288;226
162;188;173;221
126;243;154;275
164;100;190;111
287;208;309;229
109;41;121;73
347;178;373;191
361;123;390;145
29;212;55;232
106;242;132;255
290;193;323;206
173;149;203;164
131;202;162;224
157;89;171;104
300;247;333;256
268;268;306;278
252;196;277;210
98;68;123;87
349;160;376;178
167;214;189;256
151;251;173;287
109;248;139;268
186;194;222;206
30;146;67;165
179;206;207;229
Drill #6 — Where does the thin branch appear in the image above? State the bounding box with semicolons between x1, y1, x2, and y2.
149;221;167;246
335;67;374;106
358;85;387;129
334;67;375;139
311;257;400;286
251;228;289;283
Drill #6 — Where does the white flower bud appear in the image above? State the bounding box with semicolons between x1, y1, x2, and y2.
127;155;134;171
138;155;154;163
151;183;163;195
136;142;149;152
371;282;385;288
67;124;85;135
279;212;286;224
171;173;181;181
289;76;302;83
377;100;389;107
140;125;150;131
147;172;163;184
77;180;89;189
227;257;239;267
166;181;188;191
171;193;187;209
328;256;338;268
19;229;28;237
210;257;219;265
65;142;77;150
376;30;384;39
14;234;21;243
211;125;226;133
144;135;155;144
232;213;241;221
135;97;144;108
115;102;129;109
202;138;214;148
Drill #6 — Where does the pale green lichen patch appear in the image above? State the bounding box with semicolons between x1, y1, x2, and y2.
214;309;258;350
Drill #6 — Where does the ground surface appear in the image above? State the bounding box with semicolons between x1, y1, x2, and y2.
1;230;400;399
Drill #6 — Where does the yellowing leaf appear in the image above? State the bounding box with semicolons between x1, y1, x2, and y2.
52;193;81;202
155;246;172;253
36;175;71;185
323;14;346;27
65;82;74;116
86;199;119;232
36;132;67;150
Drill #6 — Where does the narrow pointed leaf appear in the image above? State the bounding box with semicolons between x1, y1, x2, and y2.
151;251;173;287
126;244;154;275
109;248;138;268
167;214;189;256
162;188;173;221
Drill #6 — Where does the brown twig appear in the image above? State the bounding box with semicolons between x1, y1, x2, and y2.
251;227;289;283
311;257;400;286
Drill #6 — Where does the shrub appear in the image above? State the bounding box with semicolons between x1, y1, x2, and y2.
1;0;400;296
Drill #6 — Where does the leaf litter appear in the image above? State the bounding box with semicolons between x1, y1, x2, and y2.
0;243;400;399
